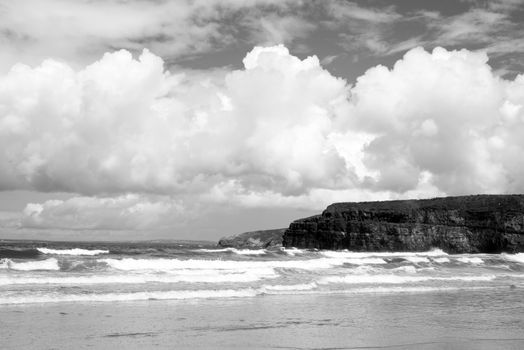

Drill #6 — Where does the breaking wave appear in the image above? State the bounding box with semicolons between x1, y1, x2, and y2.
1;244;523;306
320;249;448;259
0;270;277;285
0;258;60;271
0;288;260;305
457;257;484;264
318;274;497;285
260;283;318;292
280;247;308;256
0;284;500;305
404;257;430;263
503;253;524;264
37;248;109;256
344;258;387;265
391;266;418;273
196;248;267;255
98;256;366;272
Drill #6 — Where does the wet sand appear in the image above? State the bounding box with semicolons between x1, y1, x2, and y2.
2;288;524;350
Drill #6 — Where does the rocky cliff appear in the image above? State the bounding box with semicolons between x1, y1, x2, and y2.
282;195;524;253
218;228;286;249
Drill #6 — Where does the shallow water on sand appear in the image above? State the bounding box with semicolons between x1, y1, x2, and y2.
2;290;524;350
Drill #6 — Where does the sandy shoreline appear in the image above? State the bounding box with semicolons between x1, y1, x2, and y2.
2;289;523;350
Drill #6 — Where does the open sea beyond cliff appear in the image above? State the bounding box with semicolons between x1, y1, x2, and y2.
1;240;524;349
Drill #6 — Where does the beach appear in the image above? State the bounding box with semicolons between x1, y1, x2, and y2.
2;289;524;350
1;241;524;349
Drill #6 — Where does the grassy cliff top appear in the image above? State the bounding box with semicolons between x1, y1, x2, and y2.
324;194;524;214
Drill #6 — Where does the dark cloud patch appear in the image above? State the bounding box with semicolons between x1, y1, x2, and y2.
166;47;246;71
351;0;472;16
2;0;524;81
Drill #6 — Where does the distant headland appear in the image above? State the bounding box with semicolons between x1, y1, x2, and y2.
218;228;285;249
219;195;524;253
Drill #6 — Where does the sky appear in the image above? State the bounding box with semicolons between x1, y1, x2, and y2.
1;0;524;241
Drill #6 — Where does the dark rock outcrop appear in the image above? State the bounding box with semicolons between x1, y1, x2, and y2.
282;195;524;253
218;229;286;249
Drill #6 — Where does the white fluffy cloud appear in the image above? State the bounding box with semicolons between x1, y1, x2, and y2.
21;195;185;230
0;45;352;198
349;47;524;194
3;45;524;231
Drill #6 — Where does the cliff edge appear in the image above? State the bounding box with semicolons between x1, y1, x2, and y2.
282;195;524;253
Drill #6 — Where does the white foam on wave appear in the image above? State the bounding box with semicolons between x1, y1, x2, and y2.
196;248;267;255
433;257;450;263
0;258;60;271
404;257;430;264
321;251;370;259
320;249;448;259
318;274;496;285
392;266;417;273
0;282;500;305
503;253;524;264
260;282;318;293
268;285;495;296
344;258;387;265
343;285;494;295
416;249;449;257
280;247;307;256
456;257;484;264
0;269;276;286
0;288;260;305
352;265;377;274
229;249;267;255
100;256;354;272
37;248;109;256
196;248;230;253
0;259;8;269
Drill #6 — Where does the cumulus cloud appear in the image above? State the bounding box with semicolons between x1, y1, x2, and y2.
3;44;524;231
349;46;524;194
21;195;185;230
0;45;353;198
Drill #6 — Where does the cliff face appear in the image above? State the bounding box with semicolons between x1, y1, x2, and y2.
218;229;286;249
282;195;524;253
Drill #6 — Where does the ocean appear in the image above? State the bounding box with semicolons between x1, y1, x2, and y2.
1;240;524;349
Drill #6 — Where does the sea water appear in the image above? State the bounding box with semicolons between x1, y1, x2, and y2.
1;240;523;349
